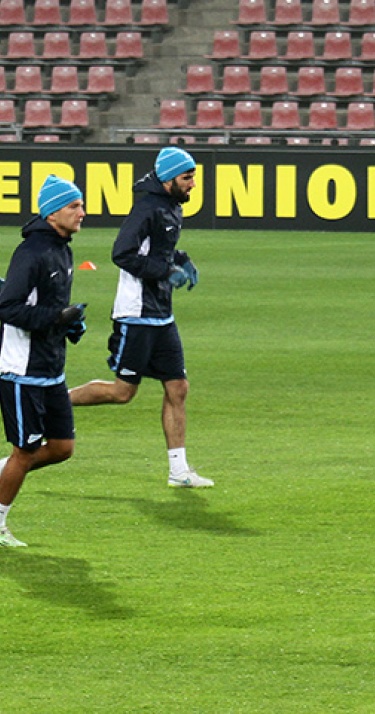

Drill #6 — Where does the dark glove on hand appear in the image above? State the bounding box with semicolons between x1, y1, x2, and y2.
182;260;199;291
57;303;87;326
168;266;188;289
67;319;86;344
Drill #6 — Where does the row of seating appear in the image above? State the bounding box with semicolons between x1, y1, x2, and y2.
181;64;375;100
207;29;375;62
0;30;144;60
0;64;117;96
0;97;91;131
234;0;375;27
0;0;169;27
157;98;375;130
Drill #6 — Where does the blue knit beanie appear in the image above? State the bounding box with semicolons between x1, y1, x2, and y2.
38;174;83;219
155;147;196;182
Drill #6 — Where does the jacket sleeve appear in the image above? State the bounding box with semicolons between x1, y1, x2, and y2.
0;245;61;331
112;202;171;281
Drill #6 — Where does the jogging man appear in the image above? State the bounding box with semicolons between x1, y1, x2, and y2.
70;147;214;488
0;174;86;547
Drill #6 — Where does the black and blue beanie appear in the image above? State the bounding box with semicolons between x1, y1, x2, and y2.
38;174;82;219
155;147;196;182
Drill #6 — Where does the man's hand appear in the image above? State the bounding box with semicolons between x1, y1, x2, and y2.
66;319;86;344
57;303;87;326
182;260;199;291
168;266;188;289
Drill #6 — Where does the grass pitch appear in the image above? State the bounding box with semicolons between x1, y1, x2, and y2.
1;228;375;713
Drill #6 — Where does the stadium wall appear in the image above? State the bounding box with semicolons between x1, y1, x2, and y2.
1;145;374;231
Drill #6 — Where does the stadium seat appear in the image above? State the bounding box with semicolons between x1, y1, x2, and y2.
308;101;338;129
244;30;278;60
138;0;169;26
68;0;97;25
85;65;116;94
78;32;108;58
0;66;6;91
274;0;303;25
13;65;43;93
207;135;227;144
50;65;79;93
347;0;375;25
114;31;143;58
284;31;315;60
33;133;60;141
258;66;288;95
194;100;225;128
0;133;19;141
60;99;89;127
133;133;161;144
231;100;262;128
43;32;71;59
219;65;251;94
33;0;62;25
330;67;364;96
292;66;326;96
346;101;375;129
23;99;53;127
158;99;188;128
207;30;241;59
359;32;375;61
235;0;267;24
320;32;352;60
244;136;271;144
182;65;215;94
103;0;133;25
271;100;300;128
0;99;16;123
359;137;375;145
0;0;25;25
309;0;341;24
287;136;310;144
6;31;36;58
321;137;348;145
169;135;196;145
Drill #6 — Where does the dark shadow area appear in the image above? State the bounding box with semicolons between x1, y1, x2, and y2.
1;552;134;621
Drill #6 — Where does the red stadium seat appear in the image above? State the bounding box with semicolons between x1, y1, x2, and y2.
244;30;278;60
219;65;251;94
292;66;326;96
194;100;225;128
207;30;241;59
346;101;375;130
207;135;227;144
14;65;43;93
359;32;375;61
138;0;169;26
274;0;303;24
287;137;310;144
235;0;267;24
285;31;315;60
258;66;288;95
0;66;6;92
158;99;188;128
6;31;36;58
0;133;19;141
104;0;133;25
114;31;143;58
244;136;271;144
320;32;352;60
34;134;60;141
347;0;375;25
78;32;108;58
50;65;79;93
23;99;53;127
59;99;89;127
85;65;116;93
330;67;364;96
308;101;338;129
68;0;97;25
0;99;16;123
0;0;25;25
182;65;215;94
310;0;341;24
133;133;161;144
271;100;300;128
33;0;62;24
43;32;71;59
231;100;262;128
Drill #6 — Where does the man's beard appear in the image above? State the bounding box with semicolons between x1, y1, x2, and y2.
170;179;191;204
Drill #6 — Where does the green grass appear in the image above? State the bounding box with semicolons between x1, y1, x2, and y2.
1;228;375;713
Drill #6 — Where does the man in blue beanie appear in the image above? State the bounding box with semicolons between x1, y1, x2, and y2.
70;148;214;488
0;174;86;546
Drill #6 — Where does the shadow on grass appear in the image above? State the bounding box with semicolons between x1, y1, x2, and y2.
37;490;260;537
1;552;134;621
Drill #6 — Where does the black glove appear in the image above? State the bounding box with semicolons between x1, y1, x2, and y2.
66;319;86;344
57;302;87;326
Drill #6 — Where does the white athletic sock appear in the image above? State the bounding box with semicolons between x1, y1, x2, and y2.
168;448;189;477
0;503;10;528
